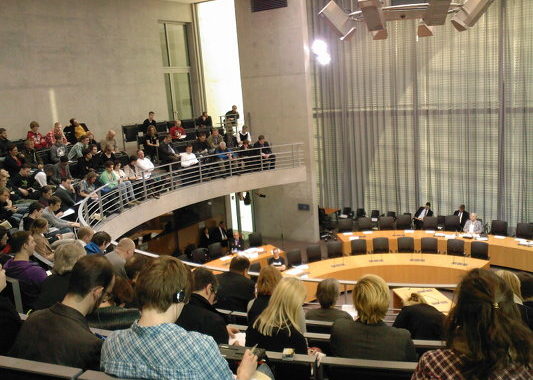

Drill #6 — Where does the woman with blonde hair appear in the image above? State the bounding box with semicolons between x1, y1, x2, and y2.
496;269;530;327
246;277;309;379
30;218;55;261
331;274;417;361
247;266;282;326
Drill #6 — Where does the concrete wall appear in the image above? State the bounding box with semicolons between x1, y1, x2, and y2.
0;0;192;143
234;0;319;243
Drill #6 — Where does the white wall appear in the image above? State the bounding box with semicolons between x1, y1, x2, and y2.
0;0;192;143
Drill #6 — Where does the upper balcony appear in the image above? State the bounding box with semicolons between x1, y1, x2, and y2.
78;143;306;239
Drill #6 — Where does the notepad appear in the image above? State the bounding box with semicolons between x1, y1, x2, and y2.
228;332;246;346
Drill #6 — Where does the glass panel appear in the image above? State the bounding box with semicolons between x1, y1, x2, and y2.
171;73;193;119
163;74;174;120
159;24;170;67
166;23;190;67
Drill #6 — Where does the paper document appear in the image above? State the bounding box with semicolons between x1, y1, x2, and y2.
220;255;233;262
229;332;246;346
341;304;357;319
59;208;75;219
494;235;506;239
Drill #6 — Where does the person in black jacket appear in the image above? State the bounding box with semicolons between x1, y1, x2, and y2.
453;204;470;229
252;135;275;170
198;227;211;249
247;266;282;327
0;128;11;156
392;292;445;340
229;231;245;252
413;202;434;229
177;268;237;344
0;262;22;355
4;144;24;178
54;177;77;212
215;256;255;312
74;148;95;179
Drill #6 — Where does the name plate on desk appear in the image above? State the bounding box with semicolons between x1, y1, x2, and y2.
404;230;415;233
363;231;373;234
349;236;359;240
494;235;506;239
425;230;436;234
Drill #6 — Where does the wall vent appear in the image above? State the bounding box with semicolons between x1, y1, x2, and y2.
251;0;288;13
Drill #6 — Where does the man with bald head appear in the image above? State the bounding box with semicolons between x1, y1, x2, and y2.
105;238;136;278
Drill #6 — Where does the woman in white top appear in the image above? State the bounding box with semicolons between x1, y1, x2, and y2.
237;126;252;146
463;213;482;234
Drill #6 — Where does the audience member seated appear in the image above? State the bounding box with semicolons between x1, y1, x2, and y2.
98;144;116;167
246;277;310;380
0;262;22;355
179;144;199;183
141;111;157;134
71;118;89;141
463;212;483;234
413;202;433;229
159;133;180;165
215;141;237;176
216;256;255;312
99;160;135;204
4;144;24;177
11;164;39;200
38;185;53;207
9;255;114;369
207;128;224;152
199;226;211;249
177;267;236;344
0;227;10;263
42;196;80;233
85;131;100;150
87;276;140;330
229;230;244;252
74;148;97;178
63;120;76;145
411;269;532;379
305;278;352;322
45;122;68;147
105;238;135;278
225;105;240;132
68;134;90;161
33;242;86;310
100;130;118;153
0;128;11;156
124;155;142;180
143;125;159;160
135;149;155;179
27;121;48;149
237;125;252;146
224;131;238;149
253;135;275;170
50;134;68;163
212;220;230;248
54;156;72;182
193;132;210;155
196;111;213;129
247;266;282;327
268;248;286;271
54;177;77;211
0;186;21;227
33;161;48;189
79;171;98;200
496;269;531;329
239;140;255;173
331;274;417;361
30;218;56;261
3;231;46;310
392;292;445;340
20;139;39;168
169;120;186;140
85;231;111;255
22;201;43;231
76;226;94;248
100;256;258;380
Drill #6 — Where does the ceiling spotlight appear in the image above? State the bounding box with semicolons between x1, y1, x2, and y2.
417;22;434;37
318;0;357;40
311;39;328;55
317;53;332;65
451;0;496;31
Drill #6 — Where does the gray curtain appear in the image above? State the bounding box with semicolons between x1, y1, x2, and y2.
308;0;532;228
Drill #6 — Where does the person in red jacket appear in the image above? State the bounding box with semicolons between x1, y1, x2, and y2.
27;121;48;149
169;120;186;140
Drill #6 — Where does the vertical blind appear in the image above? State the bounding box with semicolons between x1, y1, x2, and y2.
308;0;532;228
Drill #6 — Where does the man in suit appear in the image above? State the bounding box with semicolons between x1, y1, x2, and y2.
252;135;275;170
229;231;245;252
463;213;483;234
158;134;179;166
215;256;255;312
453;204;470;229
212;221;230;248
54;177;76;212
413;202;433;230
177;268;237;344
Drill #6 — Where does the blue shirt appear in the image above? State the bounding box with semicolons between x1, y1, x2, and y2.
100;321;234;380
85;242;102;255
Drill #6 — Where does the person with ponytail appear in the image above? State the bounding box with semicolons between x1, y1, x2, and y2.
412;268;532;379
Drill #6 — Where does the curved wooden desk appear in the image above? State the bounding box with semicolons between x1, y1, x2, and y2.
337;230;533;272
293;254;489;302
206;245;285;270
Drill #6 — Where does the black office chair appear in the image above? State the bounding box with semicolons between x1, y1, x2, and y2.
286;249;302;268
378;216;395;230
397;237;414;253
326;241;343;259
306;245;322;263
350;239;367;255
356;208;366;219
447;239;465;256
248;232;263;247
444;215;461;231
192;248;209;264
386;211;396;218
249;263;261;273
337;219;353;233
395;214;412;230
515;223;533;239
340;207;354;218
422;216;438;230
420;237;438;253
370;210;380;219
356;217;373;231
437;215;446;229
490;220;508;236
471;241;489;260
372;237;390;253
208;243;223;260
